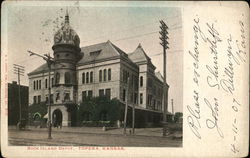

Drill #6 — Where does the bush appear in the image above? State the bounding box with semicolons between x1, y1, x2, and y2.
78;97;122;126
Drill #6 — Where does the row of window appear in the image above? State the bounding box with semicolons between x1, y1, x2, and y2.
82;88;111;101
121;89;138;104
99;69;111;82
82;71;93;84
33;80;41;90
147;94;162;111
33;78;54;90
55;72;72;84
33;95;41;104
33;92;71;104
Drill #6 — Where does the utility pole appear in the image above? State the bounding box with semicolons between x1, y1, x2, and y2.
132;76;135;134
14;64;25;130
159;20;169;136
171;99;174;121
123;76;130;135
28;50;54;139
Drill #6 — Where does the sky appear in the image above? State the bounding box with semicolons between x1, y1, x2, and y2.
4;2;183;112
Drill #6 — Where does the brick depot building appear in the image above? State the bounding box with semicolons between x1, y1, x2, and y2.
28;12;169;127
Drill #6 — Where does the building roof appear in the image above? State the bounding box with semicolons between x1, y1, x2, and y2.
28;40;135;75
155;71;164;82
77;40;129;65
28;63;54;76
128;44;155;69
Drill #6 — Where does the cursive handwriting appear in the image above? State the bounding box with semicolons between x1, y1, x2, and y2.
187;90;201;139
205;23;222;90
204;98;224;138
188;17;207;86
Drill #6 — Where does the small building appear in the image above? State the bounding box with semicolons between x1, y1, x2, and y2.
8;81;29;125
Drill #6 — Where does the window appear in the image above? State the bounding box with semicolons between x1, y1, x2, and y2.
140;76;143;87
99;89;104;97
123;70;126;82
90;71;93;83
108;69;111;81
82;72;85;84
123;89;126;102
134;93;138;104
105;88;111;99
38;95;41;103
88;90;93;97
55;72;60;84
99;70;102;82
33;96;37;104
140;93;143;104
50;94;54;103
56;92;60;102
65;53;69;57
45;96;49;103
82;91;87;101
153;99;156;110
65;72;71;84
36;80;38;90
52;78;54;86
39;80;41;89
130;93;133;103
64;92;70;101
33;81;35;90
103;69;107;81
147;95;152;106
86;72;89;83
45;79;48;89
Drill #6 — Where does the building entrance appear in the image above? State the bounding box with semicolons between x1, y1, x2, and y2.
52;109;63;128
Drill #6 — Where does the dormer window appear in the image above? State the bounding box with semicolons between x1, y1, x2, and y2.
90;50;101;56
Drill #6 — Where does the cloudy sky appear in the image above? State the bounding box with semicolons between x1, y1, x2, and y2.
3;1;183;112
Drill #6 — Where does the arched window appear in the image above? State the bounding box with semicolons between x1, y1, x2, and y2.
55;72;60;84
103;69;107;81
86;72;89;83
140;76;143;87
99;70;102;82
65;72;71;84
82;72;85;84
90;71;93;83
108;69;111;81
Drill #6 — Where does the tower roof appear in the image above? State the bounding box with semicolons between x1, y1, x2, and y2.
128;44;155;69
53;10;80;47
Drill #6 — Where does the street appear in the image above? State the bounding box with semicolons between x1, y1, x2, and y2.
8;126;182;147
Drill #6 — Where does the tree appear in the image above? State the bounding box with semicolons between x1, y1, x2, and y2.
78;96;122;126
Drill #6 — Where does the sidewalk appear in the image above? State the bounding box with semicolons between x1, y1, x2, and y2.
9;126;182;138
8;127;182;147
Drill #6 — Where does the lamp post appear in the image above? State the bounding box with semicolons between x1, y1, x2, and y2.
28;51;54;139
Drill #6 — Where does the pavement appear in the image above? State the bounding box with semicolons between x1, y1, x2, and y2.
8;126;182;147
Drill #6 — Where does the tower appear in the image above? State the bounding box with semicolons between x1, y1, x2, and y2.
51;10;82;126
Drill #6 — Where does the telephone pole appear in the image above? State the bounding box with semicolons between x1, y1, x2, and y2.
159;20;169;136
13;64;25;130
132;76;135;134
123;76;130;135
28;50;54;139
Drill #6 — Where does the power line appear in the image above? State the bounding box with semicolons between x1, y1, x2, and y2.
82;15;182;43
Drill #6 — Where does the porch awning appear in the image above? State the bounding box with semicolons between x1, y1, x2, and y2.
43;113;48;118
